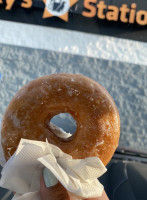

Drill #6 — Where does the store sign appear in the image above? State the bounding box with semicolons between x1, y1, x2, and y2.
0;0;147;25
83;0;147;26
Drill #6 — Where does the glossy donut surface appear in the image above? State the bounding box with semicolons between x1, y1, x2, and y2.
1;74;120;165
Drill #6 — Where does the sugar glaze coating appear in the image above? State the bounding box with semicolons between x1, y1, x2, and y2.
1;74;120;165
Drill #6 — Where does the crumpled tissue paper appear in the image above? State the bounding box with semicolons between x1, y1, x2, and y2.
0;124;107;200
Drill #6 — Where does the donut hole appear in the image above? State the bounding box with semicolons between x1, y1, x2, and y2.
50;113;77;139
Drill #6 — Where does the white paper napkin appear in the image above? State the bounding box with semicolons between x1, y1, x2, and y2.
0;137;107;200
0;118;107;200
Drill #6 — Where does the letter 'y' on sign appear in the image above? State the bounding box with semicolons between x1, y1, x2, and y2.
42;0;79;21
5;0;15;9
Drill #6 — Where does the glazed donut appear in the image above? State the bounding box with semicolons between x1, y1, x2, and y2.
1;74;120;165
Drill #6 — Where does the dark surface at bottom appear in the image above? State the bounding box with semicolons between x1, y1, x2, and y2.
100;160;147;200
